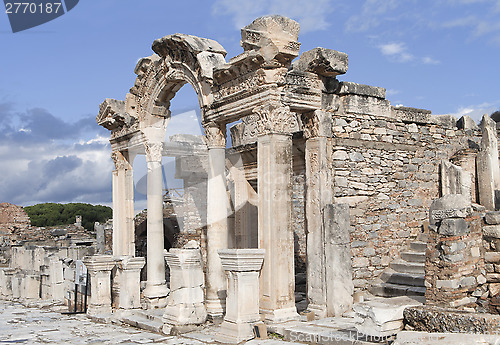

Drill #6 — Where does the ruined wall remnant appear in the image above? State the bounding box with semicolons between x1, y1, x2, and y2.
425;194;485;311
0;203;31;239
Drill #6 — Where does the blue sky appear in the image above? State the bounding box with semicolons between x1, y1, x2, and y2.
1;0;499;209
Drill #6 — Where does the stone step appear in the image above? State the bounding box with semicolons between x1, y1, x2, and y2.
381;270;425;287
120;312;163;334
390;260;425;275
369;282;426;300
410;241;427;253
401;251;426;263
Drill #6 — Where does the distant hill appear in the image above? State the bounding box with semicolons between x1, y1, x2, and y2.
24;203;112;232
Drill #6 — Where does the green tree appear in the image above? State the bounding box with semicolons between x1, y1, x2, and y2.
24;203;112;231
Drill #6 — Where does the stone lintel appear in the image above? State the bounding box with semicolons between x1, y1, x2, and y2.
292;47;348;77
338;81;385;99
218;249;265;272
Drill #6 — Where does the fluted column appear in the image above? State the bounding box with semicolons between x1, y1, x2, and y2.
143;141;169;307
204;121;229;319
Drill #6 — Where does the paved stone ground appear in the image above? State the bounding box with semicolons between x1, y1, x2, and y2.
0;300;296;345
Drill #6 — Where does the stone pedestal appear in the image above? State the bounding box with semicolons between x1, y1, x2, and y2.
83;255;115;316
116;256;145;309
143;142;169;308
205;122;229;319
216;249;265;344
163;246;207;328
257;133;298;322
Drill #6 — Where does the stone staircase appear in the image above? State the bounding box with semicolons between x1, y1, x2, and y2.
370;240;426;301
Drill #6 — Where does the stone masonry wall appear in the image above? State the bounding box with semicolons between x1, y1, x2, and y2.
328;112;480;291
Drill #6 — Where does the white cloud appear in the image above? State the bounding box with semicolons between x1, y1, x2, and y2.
422;56;441;65
449;101;500;122
212;0;334;33
379;42;414;62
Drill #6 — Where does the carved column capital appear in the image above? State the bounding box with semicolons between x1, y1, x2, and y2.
111;150;133;170
144;142;163;162
204;122;226;149
253;103;297;136
301;110;333;139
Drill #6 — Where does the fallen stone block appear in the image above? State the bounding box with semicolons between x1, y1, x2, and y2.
404;305;500;334
353;296;422;337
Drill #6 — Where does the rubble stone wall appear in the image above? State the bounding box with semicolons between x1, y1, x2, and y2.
323;112;478;290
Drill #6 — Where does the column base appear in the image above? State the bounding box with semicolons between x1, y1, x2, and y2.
163;303;207;326
143;283;169;309
87;304;113;316
206;297;226;319
215;321;256;344
260;306;300;323
307;304;327;319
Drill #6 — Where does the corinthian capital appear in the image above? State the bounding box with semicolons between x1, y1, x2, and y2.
111;150;132;170
203;122;226;149
253;102;297;136
144;142;163;162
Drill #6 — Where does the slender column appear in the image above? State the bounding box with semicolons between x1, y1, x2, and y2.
111;150;136;257
301;110;334;318
252;102;299;322
112;170;120;255
143;142;169;307
216;249;265;344
204;122;229;319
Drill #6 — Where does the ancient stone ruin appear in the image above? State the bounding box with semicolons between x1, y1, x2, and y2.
3;15;500;343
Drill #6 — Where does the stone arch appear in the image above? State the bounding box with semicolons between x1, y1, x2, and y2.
129;34;227;130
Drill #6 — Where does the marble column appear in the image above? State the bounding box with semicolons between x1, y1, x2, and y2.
143;142;169;307
163;244;207;329
204;121;229;319
301;110;334;318
111;150;136;257
216;249;265;343
83;255;115;316
477;115;500;210
117;256;145;309
256;109;298;322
